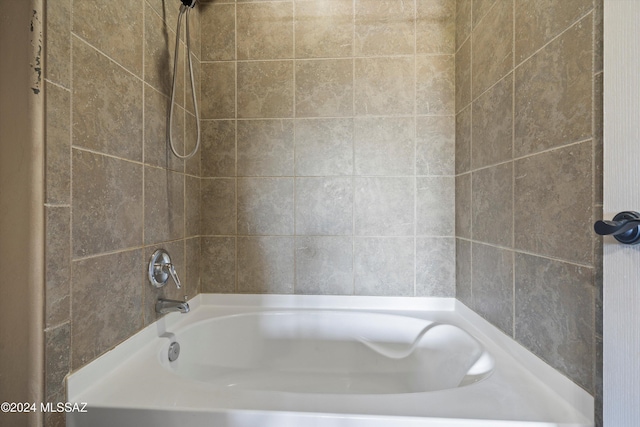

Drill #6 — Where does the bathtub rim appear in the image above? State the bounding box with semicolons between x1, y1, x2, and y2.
67;294;594;424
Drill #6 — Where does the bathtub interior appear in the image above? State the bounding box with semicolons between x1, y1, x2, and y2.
67;295;594;427
162;311;494;394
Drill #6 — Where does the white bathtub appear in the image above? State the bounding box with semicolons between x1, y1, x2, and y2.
67;294;593;427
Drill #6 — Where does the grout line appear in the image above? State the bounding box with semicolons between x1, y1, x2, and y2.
511;0;516;339
43;78;70;92
456;237;597;270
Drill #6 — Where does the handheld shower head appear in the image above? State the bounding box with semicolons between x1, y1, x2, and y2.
180;0;196;8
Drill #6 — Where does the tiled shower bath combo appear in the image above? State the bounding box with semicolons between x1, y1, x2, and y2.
38;0;603;426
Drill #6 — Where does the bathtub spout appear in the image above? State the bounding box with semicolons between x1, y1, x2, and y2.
156;298;190;314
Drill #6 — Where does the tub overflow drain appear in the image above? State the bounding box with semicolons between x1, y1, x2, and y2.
168;342;180;362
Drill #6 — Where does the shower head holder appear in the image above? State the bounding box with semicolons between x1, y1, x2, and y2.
180;0;196;8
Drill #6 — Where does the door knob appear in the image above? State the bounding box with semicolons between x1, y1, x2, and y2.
594;211;640;244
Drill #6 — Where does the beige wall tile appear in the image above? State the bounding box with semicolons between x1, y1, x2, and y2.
144;86;183;172
354;57;414;116
416;176;455;236
145;4;182;98
237;178;294;235
71;249;143;368
237;236;294;294
355;0;415;56
237;119;294;176
455;38;472;112
201;237;236;293
354;117;415;176
295;236;354;295
201;178;236;235
201;120;236;177
295;177;353;235
455;173;471;239
514;15;592;157
144;167;185;245
416;116;455;176
45;0;71;87
416;237;456;296
515;0;592;63
72;40;143;161
295;118;354;176
72;0;143;77
201;3;236;61
186;175;201;238
355;177;414;236
237;61;294;118
416;54;455;115
514;141;592;265
416;0;456;54
45;82;71;205
236;2;293;60
45;207;70;328
295;0;354;58
354;237;414;296
72;150;142;258
472;163;513;247
515;253;595;392
295;59;353;117
455;106;471;174
472;0;497;29
471;242;513;335
471;73;513;169
455;0;471;50
201;62;236;119
471;0;512;97
45;323;70;402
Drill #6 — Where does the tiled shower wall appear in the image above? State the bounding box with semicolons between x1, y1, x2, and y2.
43;1;202;425
454;0;603;417
198;0;457;296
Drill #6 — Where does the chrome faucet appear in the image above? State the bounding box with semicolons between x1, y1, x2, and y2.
148;249;190;315
156;298;190;314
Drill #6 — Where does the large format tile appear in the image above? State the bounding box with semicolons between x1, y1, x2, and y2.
144;86;183;172
237;120;294;176
417;177;455;236
201;62;236;119
416;116;455;176
237;236;294;294
472;163;513;247
201;178;236;236
471;0;512;97
354;57;414;116
295;236;354;295
455;0;471;50
295;0;354;59
72;150;142;258
236;2;293;60
237;61;294;118
471;242;513;335
295;177;353;236
514;142;592;265
295;59;353;117
515;253;594;392
416;55;455;115
514;15;592;156
455;38;471;112
71;249;143;368
73;0;143;76
354;0;415;56
354;237;414;296
295;119;353;176
354;177;414;236
201;3;235;61
416;237;455;297
201;120;236;178
72;40;143;162
144;167;185;245
416;0;456;54
201;237;236;293
237;178;294;235
515;0;593;63
471;73;513;169
354;117;414;176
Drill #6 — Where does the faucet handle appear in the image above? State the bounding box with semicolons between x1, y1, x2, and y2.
167;262;182;289
148;249;184;289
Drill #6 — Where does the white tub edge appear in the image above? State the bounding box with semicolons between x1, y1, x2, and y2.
68;294;593;425
454;300;594;422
